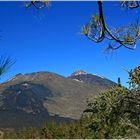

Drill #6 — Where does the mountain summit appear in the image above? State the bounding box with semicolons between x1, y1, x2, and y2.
69;70;116;89
70;70;87;76
0;71;116;129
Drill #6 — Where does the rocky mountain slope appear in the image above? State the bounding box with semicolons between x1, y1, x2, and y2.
69;70;115;89
0;70;116;128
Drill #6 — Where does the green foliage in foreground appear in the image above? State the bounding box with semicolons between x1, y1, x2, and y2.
82;66;140;139
128;66;140;90
3;121;85;139
82;86;137;138
2;66;140;139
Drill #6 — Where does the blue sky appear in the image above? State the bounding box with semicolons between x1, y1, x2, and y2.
0;1;140;87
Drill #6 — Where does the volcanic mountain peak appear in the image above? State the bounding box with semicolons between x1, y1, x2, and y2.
71;70;87;76
70;70;106;79
0;70;116;128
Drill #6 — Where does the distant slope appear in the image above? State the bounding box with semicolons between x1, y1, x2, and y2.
0;71;116;128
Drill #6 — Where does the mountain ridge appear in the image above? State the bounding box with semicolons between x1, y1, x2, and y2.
0;70;116;129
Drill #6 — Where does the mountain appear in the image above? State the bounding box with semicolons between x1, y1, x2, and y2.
69;70;116;89
0;71;116;129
